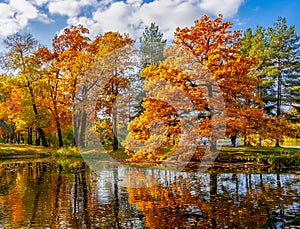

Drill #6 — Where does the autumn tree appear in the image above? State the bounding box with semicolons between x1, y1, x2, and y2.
2;33;49;146
173;15;262;148
0;75;19;140
124;15;261;160
35;25;93;147
94;32;135;150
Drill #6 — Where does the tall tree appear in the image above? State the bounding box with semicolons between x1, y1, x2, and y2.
241;17;300;146
139;22;167;68
133;23;168;119
35;25;92;147
240;26;273;109
46;25;92;147
94;32;135;151
2;33;48;147
267;17;300;119
125;15;261;160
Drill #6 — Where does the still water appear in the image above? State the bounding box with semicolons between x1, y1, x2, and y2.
0;158;299;228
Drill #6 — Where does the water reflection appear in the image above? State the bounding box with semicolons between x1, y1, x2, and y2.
0;159;299;228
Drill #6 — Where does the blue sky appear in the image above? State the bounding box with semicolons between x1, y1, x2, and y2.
0;0;299;50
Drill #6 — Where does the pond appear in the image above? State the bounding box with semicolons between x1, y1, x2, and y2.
0;158;299;228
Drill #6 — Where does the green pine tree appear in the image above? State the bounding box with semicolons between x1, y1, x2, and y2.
139;22;167;68
267;17;300;119
241;17;300;146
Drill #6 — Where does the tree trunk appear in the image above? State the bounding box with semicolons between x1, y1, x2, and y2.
244;136;250;146
17;43;48;147
29;86;48;147
35;129;40;146
112;109;118;151
36;123;48;147
53;98;63;147
207;85;216;152
277;74;282;117
275;139;280;147
56;118;63;147
275;70;282;147
48;131;51;147
16;131;20;144
258;137;262;146
28;127;33;144
73;114;79;146
79;111;87;147
209;139;217;152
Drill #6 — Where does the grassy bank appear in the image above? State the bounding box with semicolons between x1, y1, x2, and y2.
0;143;57;158
0;143;299;169
217;146;300;168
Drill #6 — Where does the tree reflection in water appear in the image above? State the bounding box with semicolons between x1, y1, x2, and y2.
126;169;300;228
0;159;299;228
0;160;143;228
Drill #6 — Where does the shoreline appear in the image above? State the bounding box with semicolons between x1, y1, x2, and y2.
0;143;299;170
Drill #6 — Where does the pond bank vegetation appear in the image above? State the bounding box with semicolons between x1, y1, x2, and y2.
1;143;299;171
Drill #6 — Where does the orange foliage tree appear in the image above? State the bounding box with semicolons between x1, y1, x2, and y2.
124;15;263;160
35;25;93;147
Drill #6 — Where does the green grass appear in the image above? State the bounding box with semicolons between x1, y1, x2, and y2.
78;145;129;161
0;143;299;169
80;145;300;168
217;146;300;168
108;147;130;160
220;146;299;153
0;143;57;158
52;146;82;158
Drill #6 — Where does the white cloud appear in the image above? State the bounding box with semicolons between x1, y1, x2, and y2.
199;0;244;18
48;0;81;17
0;0;51;37
10;0;39;29
10;0;39;19
94;1;134;32
0;19;21;37
0;0;244;40
47;0;96;17
136;0;201;38
67;0;244;40
0;3;14;19
126;0;143;7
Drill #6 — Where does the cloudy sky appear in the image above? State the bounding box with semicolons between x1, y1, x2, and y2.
0;0;299;49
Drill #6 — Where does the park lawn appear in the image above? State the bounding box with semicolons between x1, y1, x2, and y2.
217;146;300;168
220;145;300;153
0;143;57;157
218;146;300;160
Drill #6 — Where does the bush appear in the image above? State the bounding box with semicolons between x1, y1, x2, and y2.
53;146;81;158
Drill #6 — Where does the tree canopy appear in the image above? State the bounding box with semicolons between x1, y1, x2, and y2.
0;15;298;158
